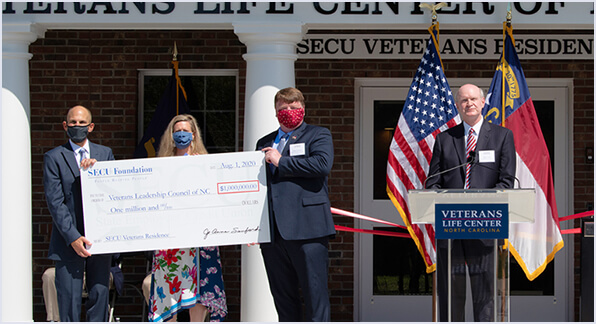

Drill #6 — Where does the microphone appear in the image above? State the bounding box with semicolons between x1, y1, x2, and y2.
468;150;478;164
424;152;475;189
468;156;521;189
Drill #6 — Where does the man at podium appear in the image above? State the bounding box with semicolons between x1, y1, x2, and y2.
426;84;516;321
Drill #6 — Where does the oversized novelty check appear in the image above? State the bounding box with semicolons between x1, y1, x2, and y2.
81;151;270;254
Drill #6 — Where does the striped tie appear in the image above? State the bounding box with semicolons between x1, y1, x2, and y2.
465;128;476;189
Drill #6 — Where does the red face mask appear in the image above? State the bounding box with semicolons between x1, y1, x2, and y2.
277;108;304;129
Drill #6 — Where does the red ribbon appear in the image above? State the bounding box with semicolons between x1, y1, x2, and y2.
559;210;594;234
331;207;410;238
334;225;411;238
331;207;407;229
559;210;594;222
561;228;582;235
558;210;593;234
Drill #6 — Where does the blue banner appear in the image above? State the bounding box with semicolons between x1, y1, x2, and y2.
435;203;508;239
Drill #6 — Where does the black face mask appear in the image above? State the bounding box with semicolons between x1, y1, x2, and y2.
67;125;89;143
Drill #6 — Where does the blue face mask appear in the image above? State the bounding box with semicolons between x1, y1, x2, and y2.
173;131;193;149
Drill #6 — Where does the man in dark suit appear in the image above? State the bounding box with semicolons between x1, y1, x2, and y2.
43;105;114;321
426;84;516;321
256;87;335;321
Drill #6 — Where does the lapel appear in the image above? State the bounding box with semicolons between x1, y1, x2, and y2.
476;121;492;151
451;123;466;165
263;132;279;176
282;122;308;156
264;132;277;150
60;142;80;177
88;141;100;159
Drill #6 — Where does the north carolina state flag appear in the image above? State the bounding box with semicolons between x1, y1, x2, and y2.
483;22;563;280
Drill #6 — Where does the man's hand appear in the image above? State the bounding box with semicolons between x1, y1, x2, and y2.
262;147;282;167
80;158;97;170
71;236;92;258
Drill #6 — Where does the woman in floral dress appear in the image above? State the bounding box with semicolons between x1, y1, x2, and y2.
148;114;227;322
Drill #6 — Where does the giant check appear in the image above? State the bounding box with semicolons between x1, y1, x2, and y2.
81;151;270;254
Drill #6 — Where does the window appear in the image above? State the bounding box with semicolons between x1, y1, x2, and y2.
139;70;239;153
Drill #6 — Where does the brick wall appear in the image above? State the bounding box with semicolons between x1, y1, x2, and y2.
28;29;593;322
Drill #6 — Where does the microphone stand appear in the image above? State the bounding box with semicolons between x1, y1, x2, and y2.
424;152;476;189
466;153;521;189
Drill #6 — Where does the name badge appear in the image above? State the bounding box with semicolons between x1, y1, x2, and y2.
290;143;305;156
479;150;495;163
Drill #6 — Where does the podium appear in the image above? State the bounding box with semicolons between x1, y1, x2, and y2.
408;189;535;322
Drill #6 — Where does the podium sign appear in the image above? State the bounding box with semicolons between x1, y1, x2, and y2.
408;189;535;225
435;203;509;239
408;189;535;322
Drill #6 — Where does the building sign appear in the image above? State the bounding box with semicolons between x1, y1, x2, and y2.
298;34;594;60
3;2;594;29
435;203;508;240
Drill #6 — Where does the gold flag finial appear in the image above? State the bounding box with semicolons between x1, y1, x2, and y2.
506;2;512;26
172;42;178;61
420;2;447;24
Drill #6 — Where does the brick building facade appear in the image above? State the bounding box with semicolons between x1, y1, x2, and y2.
25;28;593;321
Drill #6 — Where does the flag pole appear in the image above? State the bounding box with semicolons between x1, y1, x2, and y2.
499;5;513;320
419;4;447;321
419;2;447;26
500;5;512;127
172;42;181;115
172;41;178;62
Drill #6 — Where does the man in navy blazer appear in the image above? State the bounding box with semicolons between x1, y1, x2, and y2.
43;105;114;321
426;84;516;321
257;87;335;321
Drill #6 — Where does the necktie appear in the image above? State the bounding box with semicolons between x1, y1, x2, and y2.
465;128;476;189
78;148;86;168
277;134;289;153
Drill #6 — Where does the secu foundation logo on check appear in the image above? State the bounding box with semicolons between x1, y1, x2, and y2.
87;165;153;177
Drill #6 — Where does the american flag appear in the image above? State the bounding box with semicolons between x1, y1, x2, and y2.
386;24;460;272
483;22;563;280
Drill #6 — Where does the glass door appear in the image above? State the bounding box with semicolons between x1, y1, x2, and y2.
356;83;434;321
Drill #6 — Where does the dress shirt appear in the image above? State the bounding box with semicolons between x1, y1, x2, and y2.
273;129;294;151
462;118;483;145
69;140;91;168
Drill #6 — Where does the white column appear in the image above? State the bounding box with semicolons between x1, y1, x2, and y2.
234;22;305;322
1;23;44;322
